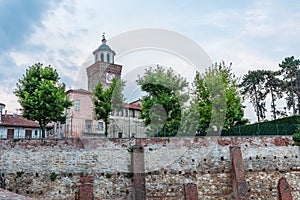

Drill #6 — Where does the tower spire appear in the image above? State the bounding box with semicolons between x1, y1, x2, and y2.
102;32;106;44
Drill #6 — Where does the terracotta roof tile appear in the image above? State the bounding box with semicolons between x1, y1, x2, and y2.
0;115;40;128
67;89;92;95
124;103;141;110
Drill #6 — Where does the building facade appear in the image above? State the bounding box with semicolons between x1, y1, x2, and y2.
0;103;43;139
109;99;145;138
64;89;104;138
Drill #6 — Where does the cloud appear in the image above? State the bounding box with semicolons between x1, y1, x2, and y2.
0;0;60;53
241;0;300;38
1;0;300;122
0;86;20;114
0;53;23;88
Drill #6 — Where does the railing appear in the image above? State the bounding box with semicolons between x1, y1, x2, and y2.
221;123;296;136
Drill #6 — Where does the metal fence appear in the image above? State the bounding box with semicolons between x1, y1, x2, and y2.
221;123;296;136
53;122;297;138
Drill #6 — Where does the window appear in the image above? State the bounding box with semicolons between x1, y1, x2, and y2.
74;100;80;111
98;122;103;132
130;110;135;118
85;120;92;133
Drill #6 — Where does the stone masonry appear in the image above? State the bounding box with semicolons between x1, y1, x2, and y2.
0;137;299;199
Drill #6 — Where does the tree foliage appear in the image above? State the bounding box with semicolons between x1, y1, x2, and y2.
136;66;188;137
263;70;284;119
93;78;124;137
190;62;245;135
240;68;288;121
240;70;267;122
14;63;72;137
279;56;300;114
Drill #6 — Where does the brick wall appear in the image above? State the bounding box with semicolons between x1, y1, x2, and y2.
0;137;299;199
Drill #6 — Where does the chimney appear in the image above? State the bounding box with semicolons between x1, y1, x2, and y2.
0;103;5;123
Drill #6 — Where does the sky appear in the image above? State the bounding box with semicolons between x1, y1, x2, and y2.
0;0;300;122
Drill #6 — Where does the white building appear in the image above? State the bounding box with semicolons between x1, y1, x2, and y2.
0;103;43;139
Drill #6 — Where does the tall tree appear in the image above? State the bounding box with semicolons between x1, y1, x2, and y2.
262;70;284;119
279;56;300;114
14;63;72;138
240;70;267;122
93;78;124;137
190;62;245;135
136;66;188;137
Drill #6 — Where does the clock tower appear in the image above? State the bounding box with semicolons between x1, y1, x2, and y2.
86;34;122;91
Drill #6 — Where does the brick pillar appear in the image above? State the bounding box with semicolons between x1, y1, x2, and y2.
230;146;249;200
278;177;293;200
132;139;146;200
79;175;94;200
184;183;198;200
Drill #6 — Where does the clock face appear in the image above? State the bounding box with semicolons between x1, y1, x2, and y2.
106;72;115;83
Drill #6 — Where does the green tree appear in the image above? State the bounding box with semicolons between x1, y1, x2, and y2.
263;70;284;119
279;56;300;114
93;78;124;137
14;63;72;138
240;70;267;122
190;62;244;135
136;66;188;137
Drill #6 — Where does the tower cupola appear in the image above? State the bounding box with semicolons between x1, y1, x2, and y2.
93;33;115;64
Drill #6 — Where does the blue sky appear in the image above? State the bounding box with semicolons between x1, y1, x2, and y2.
0;0;300;121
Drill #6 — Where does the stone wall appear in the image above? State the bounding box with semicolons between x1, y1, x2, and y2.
0;137;299;199
0;139;134;199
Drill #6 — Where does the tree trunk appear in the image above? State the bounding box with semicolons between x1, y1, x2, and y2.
104;121;108;137
254;85;260;122
270;88;276;120
40;123;45;138
297;71;300;114
291;78;296;114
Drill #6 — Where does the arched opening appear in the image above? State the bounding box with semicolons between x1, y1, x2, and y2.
101;53;104;62
107;53;110;63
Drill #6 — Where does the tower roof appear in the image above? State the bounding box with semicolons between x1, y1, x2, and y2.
95;33;114;53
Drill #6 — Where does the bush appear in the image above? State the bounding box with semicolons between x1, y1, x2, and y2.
105;173;112;178
293;125;300;142
50;172;57;181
